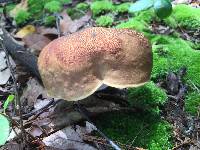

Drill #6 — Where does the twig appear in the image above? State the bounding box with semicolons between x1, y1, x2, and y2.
12;117;45;149
54;13;62;37
0;34;26;145
22;98;57;119
74;102;122;150
83;135;143;150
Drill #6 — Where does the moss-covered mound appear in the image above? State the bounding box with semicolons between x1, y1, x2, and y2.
91;2;199;148
151;35;200;84
90;0;114;16
96;112;172;150
115;2;131;14
116;5;200;116
151;36;200;115
95;15;114;27
116;9;155;33
128;82;167;114
164;4;200;30
185;92;200;116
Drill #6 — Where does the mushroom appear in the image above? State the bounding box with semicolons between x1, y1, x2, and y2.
38;27;152;101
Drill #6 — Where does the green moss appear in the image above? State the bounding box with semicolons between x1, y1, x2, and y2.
96;112;172;149
115;2;131;13
185;92;200;116
28;0;45;19
90;0;114;16
0;3;16;15
151;35;200;87
116;9;155;32
164;16;177;29
15;10;30;25
117;19;149;32
59;0;72;4
44;1;62;13
95;15;114;27
150;36;200;116
76;2;89;12
164;4;200;30
44;16;56;26
128;82;167;114
5;3;16;13
66;8;84;19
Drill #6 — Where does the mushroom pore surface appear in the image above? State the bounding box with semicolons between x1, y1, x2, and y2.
38;27;153;101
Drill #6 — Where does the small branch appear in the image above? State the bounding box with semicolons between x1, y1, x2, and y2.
54;13;62;37
74;102;121;150
0;42;26;145
22;98;58;119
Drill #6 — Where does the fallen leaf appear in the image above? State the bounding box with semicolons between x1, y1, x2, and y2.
23;33;51;55
43;126;97;150
29;125;43;137
59;11;73;34
37;26;58;36
35;11;91;40
0;51;11;85
15;25;36;39
36;26;58;40
67;12;92;33
34;99;52;111
60;11;91;35
20;78;48;108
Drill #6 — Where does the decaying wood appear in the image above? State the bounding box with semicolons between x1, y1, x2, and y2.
23;94;137;133
0;27;41;81
50;96;135;131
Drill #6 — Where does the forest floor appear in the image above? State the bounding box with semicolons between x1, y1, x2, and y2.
0;0;200;150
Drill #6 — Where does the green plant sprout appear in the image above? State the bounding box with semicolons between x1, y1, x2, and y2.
3;94;15;114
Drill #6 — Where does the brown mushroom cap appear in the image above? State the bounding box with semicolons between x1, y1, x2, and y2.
38;27;152;101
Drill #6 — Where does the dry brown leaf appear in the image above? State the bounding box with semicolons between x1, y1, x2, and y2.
67;12;92;34
23;33;51;55
37;26;58;36
35;11;91;40
29;125;43;137
20;78;48;108
36;26;58;41
59;11;73;34
42;125;97;150
60;11;91;35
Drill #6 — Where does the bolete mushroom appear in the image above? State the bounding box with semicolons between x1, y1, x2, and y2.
38;27;152;101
